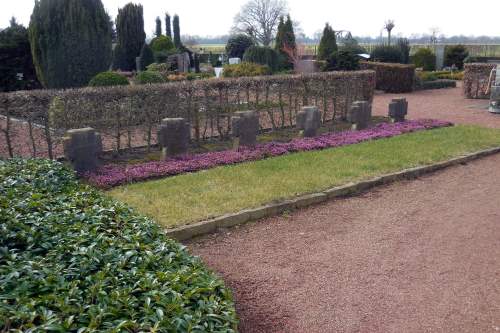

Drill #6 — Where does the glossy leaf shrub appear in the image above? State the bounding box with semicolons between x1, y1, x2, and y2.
0;159;237;332
86;119;452;189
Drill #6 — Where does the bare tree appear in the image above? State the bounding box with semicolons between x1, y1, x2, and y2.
384;20;395;45
232;0;288;46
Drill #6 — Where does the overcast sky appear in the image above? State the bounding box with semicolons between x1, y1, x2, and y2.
1;0;499;38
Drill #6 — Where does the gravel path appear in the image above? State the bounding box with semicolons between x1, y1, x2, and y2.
189;153;500;333
372;83;500;128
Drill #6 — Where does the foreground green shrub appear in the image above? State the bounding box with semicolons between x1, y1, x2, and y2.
412;48;436;71
0;159;238;332
135;71;166;84
223;62;271;77
88;71;129;87
243;46;279;72
370;44;403;63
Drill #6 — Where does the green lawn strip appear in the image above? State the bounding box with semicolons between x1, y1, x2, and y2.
108;125;500;228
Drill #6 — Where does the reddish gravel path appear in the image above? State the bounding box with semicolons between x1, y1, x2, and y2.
372;83;500;128
189;153;500;333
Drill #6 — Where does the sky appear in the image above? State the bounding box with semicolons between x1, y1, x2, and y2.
1;0;499;38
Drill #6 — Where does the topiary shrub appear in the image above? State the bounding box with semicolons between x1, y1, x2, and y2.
370;44;403;63
150;35;175;53
223;62;271;77
88;71;129;87
135;70;167;84
226;34;255;59
411;48;436;71
360;61;415;93
445;44;469;70
323;50;360;71
243;46;279;72
0;158;238;331
28;0;112;88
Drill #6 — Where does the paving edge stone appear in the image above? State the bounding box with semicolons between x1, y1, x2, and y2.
165;146;500;241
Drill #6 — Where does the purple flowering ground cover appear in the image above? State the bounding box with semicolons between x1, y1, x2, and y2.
86;119;452;189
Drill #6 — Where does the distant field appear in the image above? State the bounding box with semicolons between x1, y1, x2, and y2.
194;43;500;57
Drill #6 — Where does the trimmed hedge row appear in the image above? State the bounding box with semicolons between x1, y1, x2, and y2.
1;70;376;159
0;158;238;332
360;61;415;93
463;63;496;99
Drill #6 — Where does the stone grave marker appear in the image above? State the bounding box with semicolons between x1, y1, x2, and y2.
229;57;241;65
231;111;259;148
63;127;102;173
347;101;372;130
388;98;408;122
158;118;191;158
296;106;321;137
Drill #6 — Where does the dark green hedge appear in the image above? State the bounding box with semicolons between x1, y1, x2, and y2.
416;79;457;90
0;159;237;332
360;61;415;93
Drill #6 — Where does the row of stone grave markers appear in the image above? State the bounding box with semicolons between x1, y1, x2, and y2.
63;98;408;173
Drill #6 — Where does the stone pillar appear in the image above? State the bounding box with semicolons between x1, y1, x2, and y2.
296;106;321;137
388;98;408;122
231;111;259;149
63;128;102;173
158;118;190;158
347;101;372;130
435;45;445;70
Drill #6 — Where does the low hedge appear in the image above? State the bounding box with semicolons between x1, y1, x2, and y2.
0;159;238;331
223;62;271;78
416;79;457;90
360;61;415;93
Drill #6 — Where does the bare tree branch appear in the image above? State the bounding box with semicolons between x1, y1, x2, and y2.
232;0;288;46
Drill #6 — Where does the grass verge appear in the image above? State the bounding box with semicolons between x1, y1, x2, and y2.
109;125;500;228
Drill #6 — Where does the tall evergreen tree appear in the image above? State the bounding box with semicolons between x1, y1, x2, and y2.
275;15;296;70
317;23;337;61
28;0;112;88
138;43;154;71
115;3;146;71
155;16;162;37
165;13;172;38
284;15;296;52
173;14;181;48
0;17;40;91
274;16;285;53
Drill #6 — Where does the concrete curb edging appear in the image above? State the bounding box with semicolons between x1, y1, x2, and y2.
165;146;500;241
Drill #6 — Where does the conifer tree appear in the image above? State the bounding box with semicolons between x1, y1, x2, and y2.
155;16;162;37
317;23;338;61
274;16;285;53
173;14;181;48
165;13;172;38
28;0;112;88
115;3;146;71
138;43;154;70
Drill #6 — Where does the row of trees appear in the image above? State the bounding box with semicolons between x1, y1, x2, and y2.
3;0;187;90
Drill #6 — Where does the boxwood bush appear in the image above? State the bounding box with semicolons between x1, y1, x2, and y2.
135;71;167;84
0;159;237;332
223;62;271;78
88;71;129;87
